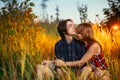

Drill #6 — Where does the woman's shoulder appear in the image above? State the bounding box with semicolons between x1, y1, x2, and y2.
90;42;101;49
91;42;100;46
89;42;101;54
86;41;99;48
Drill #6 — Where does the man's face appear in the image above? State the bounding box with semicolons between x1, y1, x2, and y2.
66;21;76;35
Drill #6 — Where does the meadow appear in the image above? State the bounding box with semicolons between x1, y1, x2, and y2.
0;9;120;80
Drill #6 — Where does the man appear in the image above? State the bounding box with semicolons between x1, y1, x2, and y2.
36;19;86;80
54;19;86;76
55;19;85;62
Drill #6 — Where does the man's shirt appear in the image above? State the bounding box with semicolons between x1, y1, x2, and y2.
55;39;85;61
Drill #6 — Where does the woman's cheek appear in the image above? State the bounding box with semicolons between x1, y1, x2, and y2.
78;34;82;39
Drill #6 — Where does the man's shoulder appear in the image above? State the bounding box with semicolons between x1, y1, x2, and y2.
55;39;64;46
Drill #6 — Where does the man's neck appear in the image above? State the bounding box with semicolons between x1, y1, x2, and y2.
65;34;73;43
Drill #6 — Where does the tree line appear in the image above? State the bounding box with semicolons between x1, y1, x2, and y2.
0;0;120;29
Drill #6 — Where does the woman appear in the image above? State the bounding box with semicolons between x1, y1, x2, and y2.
65;23;110;80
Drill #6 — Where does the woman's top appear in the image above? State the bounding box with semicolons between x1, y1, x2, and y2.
86;42;108;70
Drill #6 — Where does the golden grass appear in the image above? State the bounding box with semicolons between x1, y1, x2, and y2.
0;11;120;79
93;24;120;79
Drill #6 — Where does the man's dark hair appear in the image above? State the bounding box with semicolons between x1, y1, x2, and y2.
57;19;73;39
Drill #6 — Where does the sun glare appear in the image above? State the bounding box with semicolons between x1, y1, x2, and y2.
111;24;119;31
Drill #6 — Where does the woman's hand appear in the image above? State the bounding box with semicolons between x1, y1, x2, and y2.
54;59;66;67
66;62;78;67
66;62;73;66
66;61;82;67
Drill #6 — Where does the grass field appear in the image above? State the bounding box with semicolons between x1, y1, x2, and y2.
0;12;120;80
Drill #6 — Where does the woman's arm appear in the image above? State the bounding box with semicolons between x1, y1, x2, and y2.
66;42;100;67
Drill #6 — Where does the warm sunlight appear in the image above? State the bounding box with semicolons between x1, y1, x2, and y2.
111;24;119;31
0;0;120;80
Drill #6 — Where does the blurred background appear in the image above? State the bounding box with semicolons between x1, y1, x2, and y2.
0;0;120;80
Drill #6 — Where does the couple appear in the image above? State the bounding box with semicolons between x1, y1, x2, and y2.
54;19;110;80
36;19;110;80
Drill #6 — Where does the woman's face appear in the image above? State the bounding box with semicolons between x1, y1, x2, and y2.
66;21;76;35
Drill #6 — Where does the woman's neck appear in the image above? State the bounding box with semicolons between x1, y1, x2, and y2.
84;41;88;46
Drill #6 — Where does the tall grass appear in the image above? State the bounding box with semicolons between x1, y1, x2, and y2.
0;25;60;79
93;24;120;79
0;11;120;79
0;10;59;80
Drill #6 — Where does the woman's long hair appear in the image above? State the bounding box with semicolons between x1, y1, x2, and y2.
76;23;96;44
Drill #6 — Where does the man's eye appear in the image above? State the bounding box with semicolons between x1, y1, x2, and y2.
67;24;74;27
